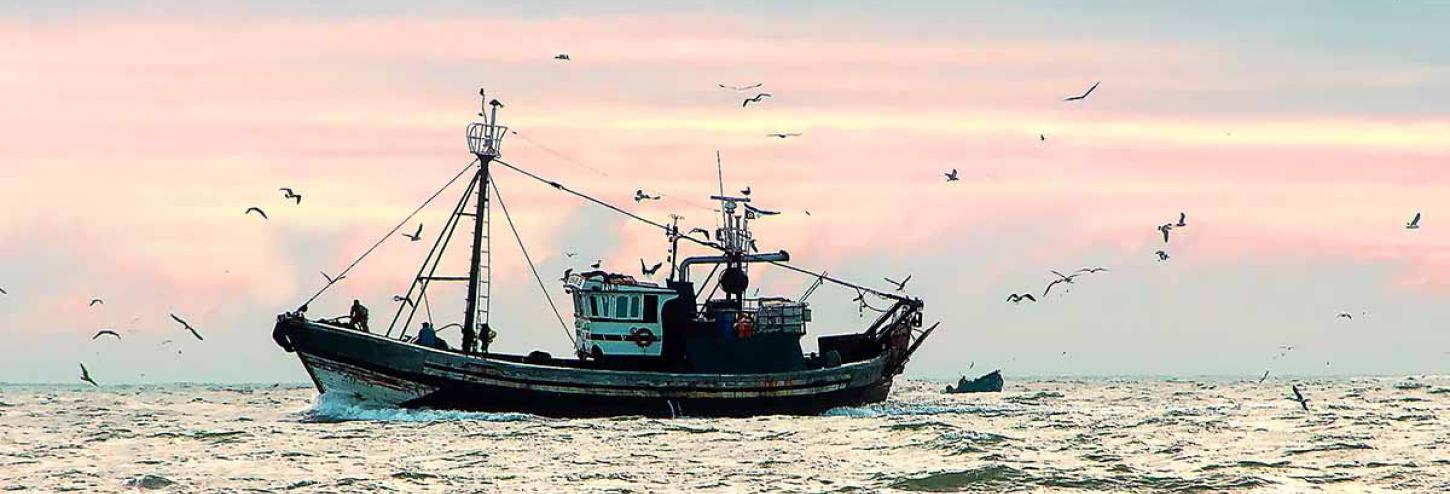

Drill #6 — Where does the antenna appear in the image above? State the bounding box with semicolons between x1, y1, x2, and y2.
478;88;487;117
716;150;725;197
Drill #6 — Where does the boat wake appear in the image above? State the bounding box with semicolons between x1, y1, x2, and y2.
296;392;534;423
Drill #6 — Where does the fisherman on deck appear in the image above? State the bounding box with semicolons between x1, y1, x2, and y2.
349;299;370;332
416;322;449;350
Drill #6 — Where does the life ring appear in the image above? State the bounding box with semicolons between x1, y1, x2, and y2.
630;327;657;348
734;313;755;339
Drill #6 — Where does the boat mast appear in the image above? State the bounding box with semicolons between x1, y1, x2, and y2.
464;89;506;354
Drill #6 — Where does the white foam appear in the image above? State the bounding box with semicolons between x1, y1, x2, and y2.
297;392;534;423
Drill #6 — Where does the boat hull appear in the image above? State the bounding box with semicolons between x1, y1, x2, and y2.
276;317;895;417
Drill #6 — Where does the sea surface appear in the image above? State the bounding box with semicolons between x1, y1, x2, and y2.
1;377;1446;493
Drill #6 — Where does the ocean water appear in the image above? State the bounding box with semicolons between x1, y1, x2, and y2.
1;377;1446;493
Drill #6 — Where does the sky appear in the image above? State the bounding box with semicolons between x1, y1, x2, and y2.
1;1;1448;383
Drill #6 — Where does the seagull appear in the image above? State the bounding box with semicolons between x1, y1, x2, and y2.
590;260;603;269
744;204;779;217
564;251;577;258
740;186;752;196
0;287;6;294
554;53;570;61
245;207;268;220
89;298;104;307
1075;267;1109;274
766;133;801;139
1158;224;1173;243
641;259;663;277
1406;212;1421;230
1063;81;1100;102
279;187;302;204
687;228;711;240
560;268;573;282
634;190;661;202
392;295;415;307
1039;134;1046;142
1155;250;1170;261
1290;385;1310;411
945;169;959;182
1336;312;1353;319
79;363;98;387
741;93;772;107
719;83;762;92
1006;293;1037;304
1043;271;1080;297
401;224;423;241
1175;212;1187;228
1258;370;1270;383
320;271;345;284
884;275;911;292
170;313;203;341
91;330;121;340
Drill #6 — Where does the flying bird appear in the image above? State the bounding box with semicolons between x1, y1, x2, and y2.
1175;212;1187;228
1043;271;1081;297
402;224;423;242
1336;312;1353;319
1075;267;1109;274
554;53;570;61
1039;134;1046;142
719;83;762;92
741;93;772;107
1158;224;1173;243
279;187;302;204
1258;370;1270;383
641;259;663;277
170;313;204;341
884;276;911;292
1155;250;1170;261
945;169;959;182
91;330;120;340
0;287;6;294
1406;212;1421;230
687;228;711;240
89;298;104;307
766;133;801;139
79;363;98;387
320;271;346;284
1063;81;1100;102
634;190;661;202
245;207;268;220
392;295;415;307
1006;293;1037;304
564;251;577;258
744;204;779;217
1290;385;1310;411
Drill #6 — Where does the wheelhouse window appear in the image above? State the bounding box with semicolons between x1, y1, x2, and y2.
588;295;599;317
630;296;641;319
614;296;629;319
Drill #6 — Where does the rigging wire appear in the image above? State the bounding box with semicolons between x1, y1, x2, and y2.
301;159;479;308
491;158;911;303
488;176;577;346
508;129;717;212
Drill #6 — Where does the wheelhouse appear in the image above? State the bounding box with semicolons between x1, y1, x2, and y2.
566;271;679;359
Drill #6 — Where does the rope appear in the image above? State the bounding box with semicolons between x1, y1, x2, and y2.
507;131;717;212
492;159;725;253
300;159;478;308
494;157;909;303
488;176;577;346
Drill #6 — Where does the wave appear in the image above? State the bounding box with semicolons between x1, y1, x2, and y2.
888;465;1273;492
825;400;1026;418
296;392;534;423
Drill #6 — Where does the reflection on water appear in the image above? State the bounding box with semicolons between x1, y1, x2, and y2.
0;378;1446;492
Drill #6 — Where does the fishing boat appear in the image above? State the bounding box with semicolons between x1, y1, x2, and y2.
271;90;937;417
